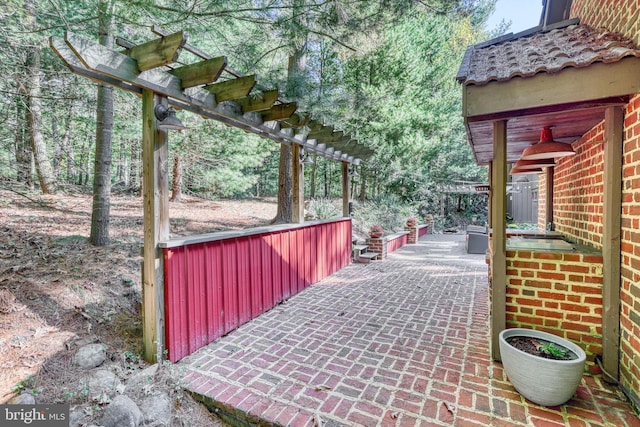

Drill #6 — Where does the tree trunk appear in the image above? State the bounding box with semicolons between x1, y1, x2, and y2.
170;155;183;202
130;139;139;191
89;0;115;246
310;155;317;199
26;47;56;193
358;166;366;202
25;0;56;194
52;115;61;178
272;0;307;224
62;105;75;184
271;144;293;224
15;91;33;189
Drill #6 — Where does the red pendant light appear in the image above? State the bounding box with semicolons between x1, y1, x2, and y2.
513;157;555;169
510;166;544;175
521;127;575;160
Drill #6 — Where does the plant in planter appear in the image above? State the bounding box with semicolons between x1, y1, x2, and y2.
369;225;383;238
406;217;417;227
499;328;586;406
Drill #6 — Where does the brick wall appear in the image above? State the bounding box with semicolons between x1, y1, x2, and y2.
405;225;418;244
365;236;387;259
506;249;604;373
552;123;605;249
571;0;640;46
568;0;640;409
620;94;640;406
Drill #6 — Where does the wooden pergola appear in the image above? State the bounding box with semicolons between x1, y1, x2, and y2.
458;21;640;376
50;29;372;361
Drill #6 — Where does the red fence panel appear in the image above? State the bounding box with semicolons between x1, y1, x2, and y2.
162;219;352;362
249;236;263;319
387;233;409;253
204;242;224;341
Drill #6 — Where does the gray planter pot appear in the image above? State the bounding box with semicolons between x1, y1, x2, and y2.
499;328;586;406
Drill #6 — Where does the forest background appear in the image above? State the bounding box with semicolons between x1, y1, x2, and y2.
0;0;506;242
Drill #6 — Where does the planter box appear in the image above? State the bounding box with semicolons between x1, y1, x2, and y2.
499;328;586;406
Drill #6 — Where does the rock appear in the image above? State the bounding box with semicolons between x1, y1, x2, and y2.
68;409;86;427
82;369;122;399
124;364;159;396
99;395;143;427
8;392;36;404
139;391;172;426
70;335;100;348
73;343;107;369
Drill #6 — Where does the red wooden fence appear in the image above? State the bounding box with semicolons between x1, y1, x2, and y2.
418;223;432;237
162;219;352;362
386;232;409;253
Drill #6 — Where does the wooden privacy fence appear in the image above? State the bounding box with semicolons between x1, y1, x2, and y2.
161;218;352;362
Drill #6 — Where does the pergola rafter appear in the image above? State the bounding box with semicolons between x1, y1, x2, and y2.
51;31;371;164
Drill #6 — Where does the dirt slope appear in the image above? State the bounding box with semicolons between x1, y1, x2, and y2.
0;188;276;425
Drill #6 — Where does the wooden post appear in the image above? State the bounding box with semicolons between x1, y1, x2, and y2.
545;167;554;229
342;162;350;217
491;120;507;360
141;90;170;363
292;143;304;223
488;162;493;228
602;106;623;381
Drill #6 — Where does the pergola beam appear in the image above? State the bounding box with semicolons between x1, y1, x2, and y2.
126;31;187;71
236;90;279;113
204;75;256;102
261;103;297;121
169;56;227;88
280;112;310;129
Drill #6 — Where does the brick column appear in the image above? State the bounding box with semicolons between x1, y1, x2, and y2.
405;225;418;244
365;236;388;259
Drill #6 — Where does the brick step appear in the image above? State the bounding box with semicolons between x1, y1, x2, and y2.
353;244;369;261
357;252;379;263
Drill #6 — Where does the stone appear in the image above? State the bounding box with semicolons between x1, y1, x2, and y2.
8;392;36;404
139;390;172;426
73;343;107;369
69;409;87;427
124;364;159;396
99;395;143;427
82;369;122;399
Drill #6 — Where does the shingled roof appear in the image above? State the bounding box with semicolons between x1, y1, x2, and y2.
457;21;640;86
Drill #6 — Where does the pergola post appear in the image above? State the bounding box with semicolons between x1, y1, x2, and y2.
292;143;304;224
141;90;170;363
488;162;493;228
491;120;507;360
342;161;350;217
545;167;554;228
602;105;623;381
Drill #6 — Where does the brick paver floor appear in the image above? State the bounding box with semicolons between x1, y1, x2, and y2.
180;233;640;426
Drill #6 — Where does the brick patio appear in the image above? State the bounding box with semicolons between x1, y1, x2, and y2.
180;233;640;426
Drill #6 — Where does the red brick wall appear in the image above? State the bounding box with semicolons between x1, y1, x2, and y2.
552;123;605;249
571;0;640;46
506;250;604;373
569;0;640;408
620;94;640;406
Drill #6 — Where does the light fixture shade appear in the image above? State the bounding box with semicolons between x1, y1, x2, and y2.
513;157;555;169
154;104;187;131
510;166;544;175
521;127;575;160
299;150;314;165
